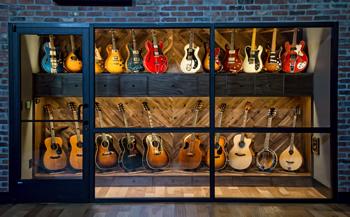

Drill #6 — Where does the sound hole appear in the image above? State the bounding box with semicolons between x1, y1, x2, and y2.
51;143;58;150
239;141;245;148
152;140;159;148
101;140;109;148
215;144;223;155
77;142;83;148
289;150;294;155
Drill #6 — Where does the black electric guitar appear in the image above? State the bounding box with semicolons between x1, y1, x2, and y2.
118;103;143;172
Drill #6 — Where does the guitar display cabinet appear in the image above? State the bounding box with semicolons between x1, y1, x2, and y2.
9;22;338;202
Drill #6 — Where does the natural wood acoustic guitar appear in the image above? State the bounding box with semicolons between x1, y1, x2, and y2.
67;102;83;171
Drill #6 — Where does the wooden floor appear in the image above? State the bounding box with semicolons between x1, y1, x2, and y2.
0;203;349;217
95;186;326;198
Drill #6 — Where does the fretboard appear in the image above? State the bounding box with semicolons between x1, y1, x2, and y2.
271;28;277;52
263;117;272;149
251;28;257;51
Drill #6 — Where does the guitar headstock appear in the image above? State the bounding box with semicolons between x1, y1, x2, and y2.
142;101;150;112
219;103;226;113
194;100;203;112
44;104;54;119
267;107;277;118
68;102;77;112
245;101;253;111
95;102;102;112
117;103;125;113
294;105;301;116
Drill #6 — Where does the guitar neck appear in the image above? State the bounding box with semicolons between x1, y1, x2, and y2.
292;28;298;47
240;110;249;141
263;117;273;149
132;30;137;51
72;110;82;142
152;31;158;48
47;108;56;143
230;31;234;50
70;35;76;52
271;28;277;52
290;114;297;147
121;111;131;141
216;111;223;140
251;28;257;51
189;31;193;49
111;31;117;51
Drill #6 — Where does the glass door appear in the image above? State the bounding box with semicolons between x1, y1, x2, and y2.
10;25;91;202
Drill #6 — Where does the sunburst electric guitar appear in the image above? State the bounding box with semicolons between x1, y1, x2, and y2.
256;108;278;172
243;28;263;73
117;103;143;172
65;35;82;73
203;43;222;72
142;102;170;170
68;102;83;171
42;104;67;171
228;102;253;170
205;103;228;170
95;103;118;170
223;30;243;73
105;31;125;74
279;106;303;171
264;28;282;72
180;31;201;73
177;100;204;170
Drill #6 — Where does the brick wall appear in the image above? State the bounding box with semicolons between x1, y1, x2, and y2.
0;0;349;193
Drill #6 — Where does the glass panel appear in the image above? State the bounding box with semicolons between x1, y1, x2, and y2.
214;132;331;199
21;122;83;180
94;132;209;198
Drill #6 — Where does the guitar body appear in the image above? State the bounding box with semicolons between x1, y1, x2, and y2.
279;145;303;171
43;137;67;171
177;134;203;170
95;47;104;74
204;135;227;170
41;42;64;73
203;47;222;72
125;44;145;73
223;46;243;73
69;135;83;170
282;41;308;73
105;44;125;74
95;134;118;169
228;135;253;170
143;40;168;74
65;52;82;73
256;148;278;172
264;47;282;72
143;134;170;169
243;45;263;73
180;44;201;73
119;136;143;172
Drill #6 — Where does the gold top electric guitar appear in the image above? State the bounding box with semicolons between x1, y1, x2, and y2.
105;31;125;74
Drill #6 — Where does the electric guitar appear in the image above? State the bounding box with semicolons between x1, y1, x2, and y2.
117;103;143;172
67;102;83;171
264;28;282;72
203;43;222;72
177;100;203;170
95;44;104;74
125;29;145;73
42;104;67;171
204;103;227;170
142;102;170;170
279;106;303;171
105;31;125;74
256;108;278;172
180;31;201;73
41;35;64;74
228;102;254;170
64;35;82;73
282;28;308;73
223;30;243;73
143;30;168;74
95;102;118;170
243;28;263;73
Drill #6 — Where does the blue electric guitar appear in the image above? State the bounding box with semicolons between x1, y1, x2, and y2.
41;35;64;74
125;29;144;73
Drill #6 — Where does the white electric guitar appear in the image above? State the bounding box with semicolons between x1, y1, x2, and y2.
243;28;263;73
279;106;303;171
228;102;253;170
180;31;201;73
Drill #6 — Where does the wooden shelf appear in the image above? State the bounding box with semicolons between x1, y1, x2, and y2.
33;72;313;97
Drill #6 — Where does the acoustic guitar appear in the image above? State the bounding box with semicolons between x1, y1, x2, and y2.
41;35;64;74
95;102;118;170
282;28;308;73
203;43;222;72
105;31;125;74
142;102;170;170
117;103;143;172
125;29;145;73
95;44;104;74
264;28;282;72
143;30;168;74
177;100;203;170
279;106;303;171
243;28;263;73
180;31;201;73
64;35;82;73
256;108;278;172
228;102;253;170
204;103;227;170
223;30;243;73
43;104;67;171
68;102;83;171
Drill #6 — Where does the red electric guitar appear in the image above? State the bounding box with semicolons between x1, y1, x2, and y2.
223;30;243;73
282;28;308;73
143;30;168;74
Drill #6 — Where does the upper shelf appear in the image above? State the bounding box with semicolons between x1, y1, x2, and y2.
33;73;313;97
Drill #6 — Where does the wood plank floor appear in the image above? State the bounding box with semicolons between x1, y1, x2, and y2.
95;186;326;198
0;203;349;217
